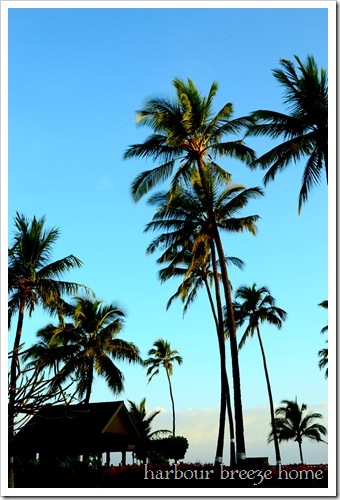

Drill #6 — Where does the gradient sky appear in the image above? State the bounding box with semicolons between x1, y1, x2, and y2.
4;1;335;469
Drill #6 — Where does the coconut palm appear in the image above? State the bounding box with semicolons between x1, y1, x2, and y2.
23;296;142;403
144;339;182;437
124;78;257;460
247;55;328;213
127;398;171;463
268;398;327;463
232;284;287;466
157;242;243;466
8;213;85;452
145;169;262;462
146;184;247;466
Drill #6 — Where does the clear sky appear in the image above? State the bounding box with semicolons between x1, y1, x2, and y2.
4;1;335;468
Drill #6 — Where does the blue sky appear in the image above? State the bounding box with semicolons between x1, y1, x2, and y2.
4;1;335;469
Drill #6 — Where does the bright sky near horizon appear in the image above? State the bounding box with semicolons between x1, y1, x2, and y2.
4;1;335;469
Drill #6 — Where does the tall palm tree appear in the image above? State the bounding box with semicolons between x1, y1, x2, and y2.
127;398;171;463
8;213;85;450
232;284;287;466
246;55;328;213
124;78;257;461
144;339;182;437
157;242;243;466
146;185;247;466
23;296;142;403
144;170;262;462
268;398;327;463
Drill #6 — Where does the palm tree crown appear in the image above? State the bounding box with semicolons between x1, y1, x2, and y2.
233;283;287;349
268;398;327;463
8;212;84;326
247;55;327;212
23;296;142;404
124;78;255;201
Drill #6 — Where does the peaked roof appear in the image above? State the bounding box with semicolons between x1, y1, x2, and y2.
10;401;141;456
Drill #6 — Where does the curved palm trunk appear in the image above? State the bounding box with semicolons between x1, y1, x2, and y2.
256;326;281;466
214;230;246;462
165;367;176;436
210;243;236;467
203;278;219;329
9;294;27;488
196;158;246;462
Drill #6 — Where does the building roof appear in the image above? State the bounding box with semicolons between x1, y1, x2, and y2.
10;401;140;456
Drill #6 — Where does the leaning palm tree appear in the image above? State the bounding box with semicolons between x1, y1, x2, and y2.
144;172;262;464
23;295;142;403
127;398;171;463
8;213;85;461
144;339;182;437
124;78;257;461
232;284;287;466
247;55;328;213
268;398;327;464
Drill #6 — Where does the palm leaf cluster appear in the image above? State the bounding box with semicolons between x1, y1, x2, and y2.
318;300;328;378
247;55;328;212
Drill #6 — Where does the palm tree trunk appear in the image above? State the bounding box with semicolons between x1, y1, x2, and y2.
213;228;246;462
210;243;236;467
165;368;176;436
256;326;281;465
9;294;26;488
84;362;94;404
196;158;246;462
298;439;304;464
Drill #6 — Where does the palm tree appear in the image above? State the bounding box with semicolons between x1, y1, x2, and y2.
144;339;182;437
232;284;287;466
246;55;328;213
23;295;142;403
268;398;327;464
318;300;328;378
127;398;171;463
144;170;262;462
158;243;243;466
124;78;257;461
8;213;85;454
